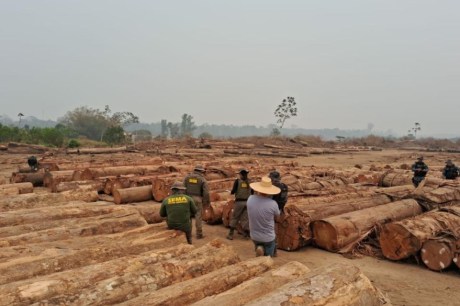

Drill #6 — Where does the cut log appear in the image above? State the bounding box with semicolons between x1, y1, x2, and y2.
222;200;234;227
10;171;45;186
421;237;456;271
0;190;99;211
203;200;227;224
380;205;460;260
48;240;240;305
193;261;310;306
124;256;274;306
0;182;33;194
0;225;183;284
0;187;19;196
80;165;166;180
245;263;389;306
312;199;423;252
52;180;104;193
113;185;153;204
126;202;164;224
0;244;194;305
66;146;128;154
43;170;75;187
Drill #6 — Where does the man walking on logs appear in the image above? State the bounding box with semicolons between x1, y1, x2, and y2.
247;176;280;257
160;181;197;244
184;165;210;239
442;160;459;180
411;156;429;187
27;156;39;172
226;169;251;240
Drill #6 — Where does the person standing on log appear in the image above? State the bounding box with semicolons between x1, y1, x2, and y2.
247;176;281;257
160;181;197;244
27;156;39;172
269;171;288;213
442;160;459;180
411;156;429;187
184;165;210;239
226;169;251;240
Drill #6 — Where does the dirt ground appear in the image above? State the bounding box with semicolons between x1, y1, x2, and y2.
192;149;460;306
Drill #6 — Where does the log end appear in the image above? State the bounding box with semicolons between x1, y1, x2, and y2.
421;240;454;271
380;223;421;261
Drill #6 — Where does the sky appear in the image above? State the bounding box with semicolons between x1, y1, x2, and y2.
1;1;459;137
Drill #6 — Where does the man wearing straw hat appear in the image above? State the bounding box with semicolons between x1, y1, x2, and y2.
160;181;197;244
247;176;281;257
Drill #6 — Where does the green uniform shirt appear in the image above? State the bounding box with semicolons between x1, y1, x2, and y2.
160;193;197;231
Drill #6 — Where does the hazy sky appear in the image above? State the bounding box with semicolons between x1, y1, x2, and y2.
1;1;459;136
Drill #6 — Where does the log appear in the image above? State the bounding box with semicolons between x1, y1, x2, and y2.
0;244;194;305
0;211;148;247
245;264;389;306
126;202;164;224
0;182;33;194
0;225;184;284
0;186;19;196
66;146;128;154
421;237;457;271
193;261;311;306
203;200;227;224
48;240;240;305
113;185;153;204
52;180;104;193
222;200;234;227
43;170;75;187
0;190;99;211
380;205;460;260
312;199;423;252
80;165;166;180
10;171;45;186
124;256;274;306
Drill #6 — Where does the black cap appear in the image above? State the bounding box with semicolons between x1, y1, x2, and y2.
269;171;280;180
238;169;249;174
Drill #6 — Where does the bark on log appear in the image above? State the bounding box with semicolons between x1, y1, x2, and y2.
245;264;389;306
81;165;167;180
124;256;274;306
421;237;457;271
0;211;147;247
203;200;227;224
380;205;460;260
113;185;153;204
0;244;194;305
126;202;164;224
66;146;128;154
46;240;240;306
0;187;19;196
0;225;183;285
0;190;99;211
43;170;75;187
0;182;33;194
312;199;423;252
10;171;45;186
193;261;310;306
52;180;104;193
222;200;234;227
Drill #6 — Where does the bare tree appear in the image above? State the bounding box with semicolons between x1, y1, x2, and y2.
411;122;421;138
17;113;24;127
274;97;298;133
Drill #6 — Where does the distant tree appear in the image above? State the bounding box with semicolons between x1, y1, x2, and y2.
270;128;281;136
160;119;168;138
132;129;152;141
17;113;24;127
167;122;180;139
102;126;125;145
180;113;196;137
411;122;421;138
198;132;213;139
274;96;298;132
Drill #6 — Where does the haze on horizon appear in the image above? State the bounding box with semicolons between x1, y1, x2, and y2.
1;1;459;137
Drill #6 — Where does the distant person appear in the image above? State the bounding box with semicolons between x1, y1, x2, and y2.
184;165;210;239
411;156;429;187
160;181;197;244
226;169;251;240
247;176;281;257
442;160;459;180
27;156;39;172
269;171;288;213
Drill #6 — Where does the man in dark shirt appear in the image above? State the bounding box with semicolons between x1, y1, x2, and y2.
184;165;210;239
411;157;429;187
443;160;459;180
226;169;251;240
269;171;288;213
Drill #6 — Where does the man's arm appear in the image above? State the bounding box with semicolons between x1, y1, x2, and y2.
230;179;238;195
202;181;210;206
159;202;167;218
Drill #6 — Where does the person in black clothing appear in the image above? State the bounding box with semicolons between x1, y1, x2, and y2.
442;160;459;180
27;156;39;172
411;156;429;187
226;169;251;240
269;171;288;213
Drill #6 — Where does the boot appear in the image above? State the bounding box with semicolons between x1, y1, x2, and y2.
196;233;204;239
226;228;235;240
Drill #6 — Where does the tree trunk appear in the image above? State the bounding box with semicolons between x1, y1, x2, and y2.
0;190;99;211
113;185;153;204
10;171;45;186
66;146;127;154
245;263;388;306
44;240;240;305
52;180;104;193
379;205;460;260
43;170;75;187
421;237;456;271
312;199;422;252
81;165;166;180
203;200;227;224
193;261;310;306
0;182;33;194
125;256;274;306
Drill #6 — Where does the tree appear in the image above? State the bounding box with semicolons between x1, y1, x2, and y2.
274;97;298;132
410;122;421;138
17;113;24;127
102;126;125;145
180;113;196;137
167;122;180;139
160;119;168;138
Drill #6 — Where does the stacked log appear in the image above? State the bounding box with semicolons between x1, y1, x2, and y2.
276;192;392;251
43;170;75;187
380;205;460;262
222;200;234;227
203;200;227;224
244;264;389;306
52;180;104;193
113;185;153;204
420;237;457;271
124;256;274;305
10;171;45;186
80;165;170;180
66;146;128;154
0;190;99;211
0;182;33;194
194;261;310;306
312;199;423;252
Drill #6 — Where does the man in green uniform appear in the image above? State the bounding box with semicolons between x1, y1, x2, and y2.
226;169;251;240
184;165;210;239
160;181;197;244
